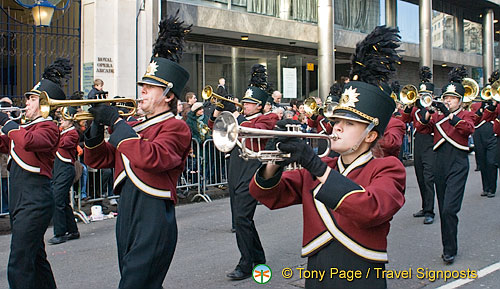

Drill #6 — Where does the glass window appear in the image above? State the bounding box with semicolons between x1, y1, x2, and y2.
432;11;455;50
464;19;482;54
397;0;419;44
334;0;381;33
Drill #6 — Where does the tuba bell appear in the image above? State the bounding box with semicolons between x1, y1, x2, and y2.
481;85;492;101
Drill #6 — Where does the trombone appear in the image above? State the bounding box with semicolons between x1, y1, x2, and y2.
0;107;26;121
39;91;137;121
213;112;337;165
201;85;242;109
304;97;338;118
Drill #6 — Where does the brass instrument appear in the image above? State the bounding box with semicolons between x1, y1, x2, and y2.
488;80;500;102
390;92;399;104
462;78;479;103
39;91;137;121
213;112;337;165
0;107;26;121
399;84;418;105
481;85;492;100
201;85;243;109
304;97;337;118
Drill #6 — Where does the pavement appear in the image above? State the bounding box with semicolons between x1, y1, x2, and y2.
0;155;499;289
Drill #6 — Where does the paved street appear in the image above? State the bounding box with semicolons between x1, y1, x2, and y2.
0;155;499;288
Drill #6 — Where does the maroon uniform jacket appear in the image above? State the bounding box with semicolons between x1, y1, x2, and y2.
469;102;491;128
481;104;500;134
375;117;405;158
414;108;475;151
84;111;191;203
400;106;434;135
249;151;406;262
307;115;333;135
56;126;79;165
0;117;59;178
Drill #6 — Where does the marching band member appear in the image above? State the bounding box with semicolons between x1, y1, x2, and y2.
249;26;405;289
84;15;192;288
416;66;475;264
401;66;437;224
48;111;80;245
470;70;499;198
0;58;72;289
375;81;406;159
209;64;279;280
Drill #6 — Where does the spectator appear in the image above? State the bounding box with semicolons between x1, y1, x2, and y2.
272;107;284;120
176;101;184;120
283;110;295;119
271;91;282;107
87;79;104;99
185;92;197;106
0;153;8;215
341;76;350;84
216;77;229;96
186;102;210;144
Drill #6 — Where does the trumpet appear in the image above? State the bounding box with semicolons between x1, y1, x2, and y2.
418;93;446;108
39;91;137;121
304;97;338;118
213;112;337;165
0;107;26;121
202;85;242;109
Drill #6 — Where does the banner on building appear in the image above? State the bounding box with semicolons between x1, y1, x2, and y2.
82;63;94;96
283;68;297;99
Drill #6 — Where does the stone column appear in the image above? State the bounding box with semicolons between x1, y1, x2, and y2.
483;9;494;85
385;0;397;27
419;0;432;78
317;0;334;101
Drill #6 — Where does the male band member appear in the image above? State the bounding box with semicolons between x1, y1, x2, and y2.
470;70;499;198
84;14;192;288
48;113;80;245
416;66;475;264
401;66;437;224
0;58;72;289
249;26;405;289
209;64;279;280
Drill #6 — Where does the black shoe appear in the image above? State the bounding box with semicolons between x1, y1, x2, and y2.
48;235;67;245
227;268;251;280
66;232;80;240
231;228;236;233
481;191;488;197
413;210;425;218
441;254;455;265
475;167;480;171
423;216;434;224
487;192;496;198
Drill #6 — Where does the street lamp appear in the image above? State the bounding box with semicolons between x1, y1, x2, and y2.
15;0;70;27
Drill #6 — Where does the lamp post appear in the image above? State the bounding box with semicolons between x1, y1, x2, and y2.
15;0;70;27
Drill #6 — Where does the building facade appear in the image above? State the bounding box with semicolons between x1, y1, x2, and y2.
1;0;500;102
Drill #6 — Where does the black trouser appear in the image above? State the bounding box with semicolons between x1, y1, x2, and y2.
228;149;266;273
473;123;498;194
52;158;78;236
8;162;56;289
413;132;436;217
434;142;469;256
116;178;177;289
306;240;386;289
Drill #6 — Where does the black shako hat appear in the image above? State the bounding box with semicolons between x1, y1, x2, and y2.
418;66;434;94
441;66;467;99
137;11;191;98
25;58;72;101
331;25;402;135
242;64;269;106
